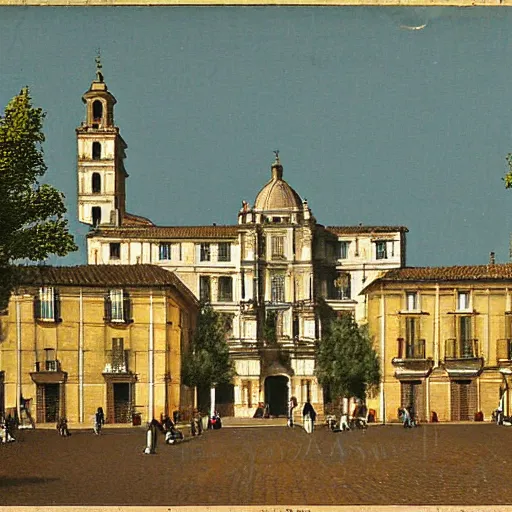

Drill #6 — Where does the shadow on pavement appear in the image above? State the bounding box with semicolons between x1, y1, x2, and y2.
0;477;60;488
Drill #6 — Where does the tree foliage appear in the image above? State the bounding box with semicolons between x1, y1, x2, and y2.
315;311;380;402
181;305;236;390
0;87;77;309
504;153;512;189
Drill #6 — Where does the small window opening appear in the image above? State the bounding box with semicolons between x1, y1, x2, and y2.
92;100;103;124
92;142;101;160
110;243;121;260
92;173;101;193
92;206;102;227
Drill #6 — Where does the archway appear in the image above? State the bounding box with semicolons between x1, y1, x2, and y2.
264;375;289;417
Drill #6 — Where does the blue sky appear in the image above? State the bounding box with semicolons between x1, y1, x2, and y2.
1;6;511;268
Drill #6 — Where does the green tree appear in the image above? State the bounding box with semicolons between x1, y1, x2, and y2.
504;154;512;189
315;312;380;406
0;87;77;309
182;305;236;414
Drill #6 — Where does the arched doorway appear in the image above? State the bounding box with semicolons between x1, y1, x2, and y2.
264;375;288;417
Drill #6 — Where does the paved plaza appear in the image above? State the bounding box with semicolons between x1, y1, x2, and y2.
0;423;509;507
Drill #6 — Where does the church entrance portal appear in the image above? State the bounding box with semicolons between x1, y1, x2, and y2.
264;376;288;417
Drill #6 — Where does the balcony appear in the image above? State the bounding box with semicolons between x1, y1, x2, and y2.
443;338;483;378
104;350;130;374
497;339;512;366
392;338;433;379
445;338;479;359
30;360;67;385
34;360;61;372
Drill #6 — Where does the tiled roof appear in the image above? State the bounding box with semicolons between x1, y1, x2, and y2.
122;211;155;227
88;225;239;240
15;265;198;305
326;226;409;235
377;264;512;282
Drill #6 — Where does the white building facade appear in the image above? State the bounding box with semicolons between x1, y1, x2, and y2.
77;68;408;418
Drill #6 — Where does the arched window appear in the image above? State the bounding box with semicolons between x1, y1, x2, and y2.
92;100;103;123
92;206;101;227
92;173;101;193
92;142;101;160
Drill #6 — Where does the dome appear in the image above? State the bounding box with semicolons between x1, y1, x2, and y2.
253;158;303;212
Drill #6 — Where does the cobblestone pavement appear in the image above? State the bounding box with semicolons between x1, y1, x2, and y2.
0;424;508;506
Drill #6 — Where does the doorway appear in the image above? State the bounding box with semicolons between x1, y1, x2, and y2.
264;375;288;417
450;380;477;421
400;380;426;422
44;384;60;423
113;383;131;423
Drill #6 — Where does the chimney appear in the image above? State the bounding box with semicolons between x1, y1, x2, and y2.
489;252;496;265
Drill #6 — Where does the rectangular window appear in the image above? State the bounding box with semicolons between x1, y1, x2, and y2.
199;276;211;303
339;241;349;259
158;243;171;260
159;243;171;260
218;243;231;262
406;292;418;311
458;292;470;311
218;276;233;302
271;236;285;259
110;243;121;260
376;241;387;260
110;289;124;322
44;348;58;371
405;317;416;357
460;316;473;357
39;287;55;320
200;243;211;262
336;273;351;300
271;274;285;303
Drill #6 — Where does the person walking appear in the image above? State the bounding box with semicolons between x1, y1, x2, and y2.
288;396;297;427
302;400;317;433
94;407;105;435
401;406;411;428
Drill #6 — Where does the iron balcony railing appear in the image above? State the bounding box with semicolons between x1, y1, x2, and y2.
497;339;512;361
445;338;479;359
34;360;61;372
104;350;130;373
396;338;426;359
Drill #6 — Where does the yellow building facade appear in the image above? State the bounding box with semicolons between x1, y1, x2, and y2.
365;263;512;423
0;265;197;426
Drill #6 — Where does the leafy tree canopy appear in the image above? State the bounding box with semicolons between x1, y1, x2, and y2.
504;153;512;189
315;311;380;402
181;305;236;390
0;87;77;309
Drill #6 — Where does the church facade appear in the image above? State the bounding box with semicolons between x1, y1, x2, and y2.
77;67;408;418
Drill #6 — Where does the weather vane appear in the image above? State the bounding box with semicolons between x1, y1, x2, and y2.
273;149;280;163
95;49;104;81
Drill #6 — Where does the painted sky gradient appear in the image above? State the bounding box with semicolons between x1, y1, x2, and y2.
1;6;511;268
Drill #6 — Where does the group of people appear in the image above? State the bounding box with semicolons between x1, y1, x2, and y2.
288;396;318;432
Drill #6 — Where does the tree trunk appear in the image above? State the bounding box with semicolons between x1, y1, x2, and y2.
210;387;216;418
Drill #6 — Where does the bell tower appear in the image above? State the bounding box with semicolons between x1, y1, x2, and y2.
76;54;127;227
